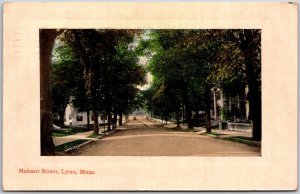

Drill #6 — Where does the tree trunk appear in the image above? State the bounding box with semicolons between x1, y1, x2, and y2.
239;30;261;141
113;112;118;129
118;113;123;126
87;110;90;130
58;104;67;127
205;87;212;133
176;111;180;127
107;111;111;131
185;102;193;129
59;111;65;128
92;111;99;134
182;83;193;129
165;114;168;124
246;63;261;141
182;105;185;123
248;85;261;141
73;31;98;134
40;29;63;155
103;113;106;127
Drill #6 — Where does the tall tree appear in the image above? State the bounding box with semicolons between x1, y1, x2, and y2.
140;29;261;136
107;32;146;129
140;30;195;128
140;30;216;130
62;29;144;132
63;29;105;134
40;29;63;155
238;30;261;141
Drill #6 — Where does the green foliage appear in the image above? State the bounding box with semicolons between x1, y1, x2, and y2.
109;36;147;115
51;42;83;126
139;30;217;121
223;136;260;147
139;29;261;132
220;108;228;121
52;29;146;131
86;133;99;138
51;29;260;137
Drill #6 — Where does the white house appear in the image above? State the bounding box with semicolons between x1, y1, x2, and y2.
211;87;249;121
64;104;106;126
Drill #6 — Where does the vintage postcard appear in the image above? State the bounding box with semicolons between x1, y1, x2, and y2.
3;2;298;191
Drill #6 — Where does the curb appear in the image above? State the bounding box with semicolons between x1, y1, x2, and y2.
223;137;261;148
64;139;94;152
64;129;121;152
63;130;120;152
97;129;120;139
61;127;123;153
201;133;261;148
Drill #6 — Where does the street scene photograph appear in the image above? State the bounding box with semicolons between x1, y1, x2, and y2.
40;29;261;156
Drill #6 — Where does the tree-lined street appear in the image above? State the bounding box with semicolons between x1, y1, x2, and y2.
40;29;261;156
68;117;260;156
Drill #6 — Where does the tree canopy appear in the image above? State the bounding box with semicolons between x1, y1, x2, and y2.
138;29;261;140
50;29;261;141
51;29;146;133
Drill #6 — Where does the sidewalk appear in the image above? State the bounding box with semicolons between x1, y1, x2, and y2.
150;118;206;131
53;124;123;146
53;130;95;146
150;118;259;147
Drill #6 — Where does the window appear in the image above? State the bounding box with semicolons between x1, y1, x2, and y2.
77;116;83;121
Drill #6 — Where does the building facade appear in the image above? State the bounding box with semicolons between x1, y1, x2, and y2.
64;104;106;126
211;87;249;122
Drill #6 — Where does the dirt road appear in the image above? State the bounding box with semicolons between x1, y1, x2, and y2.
68;118;260;156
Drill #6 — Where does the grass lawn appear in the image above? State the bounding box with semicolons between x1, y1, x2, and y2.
54;139;89;152
87;133;99;138
224;136;254;143
52;128;89;137
204;131;225;137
